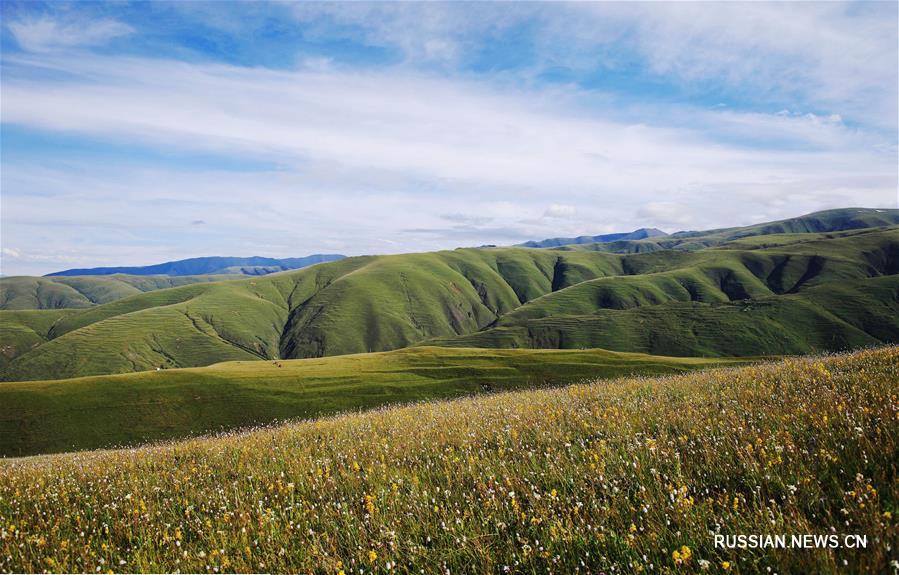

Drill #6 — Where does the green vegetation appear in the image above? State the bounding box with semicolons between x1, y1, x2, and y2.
671;207;899;240
0;346;742;457
0;274;240;310
1;347;895;574
428;229;899;356
0;310;76;371
562;208;899;254
3;223;896;381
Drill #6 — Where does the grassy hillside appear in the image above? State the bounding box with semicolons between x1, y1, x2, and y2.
0;310;77;370
563;210;899;254
671;207;899;240
0;249;627;381
0;274;240;310
0;346;741;457
1;347;895;574
2;225;897;381
428;229;899;355
427;279;899;356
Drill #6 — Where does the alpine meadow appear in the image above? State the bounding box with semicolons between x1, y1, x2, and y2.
1;2;898;575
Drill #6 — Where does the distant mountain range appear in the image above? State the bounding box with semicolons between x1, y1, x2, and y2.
46;254;346;277
518;227;667;248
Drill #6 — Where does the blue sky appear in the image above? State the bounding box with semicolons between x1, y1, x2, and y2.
1;1;897;276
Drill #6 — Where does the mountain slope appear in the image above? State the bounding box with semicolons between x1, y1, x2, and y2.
671;207;899;240
47;254;346;277
428;229;899;355
557;208;899;253
0;274;241;310
0;250;626;380
1;211;897;382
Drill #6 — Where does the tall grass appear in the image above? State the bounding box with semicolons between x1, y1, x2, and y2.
1;347;896;574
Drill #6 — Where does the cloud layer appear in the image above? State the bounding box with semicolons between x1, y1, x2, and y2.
1;2;896;275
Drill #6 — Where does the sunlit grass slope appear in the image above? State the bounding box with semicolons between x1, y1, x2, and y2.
1;347;895;574
564;209;899;253
0;310;76;370
0;250;625;381
0;346;741;457
2;224;897;381
0;274;240;310
429;229;899;355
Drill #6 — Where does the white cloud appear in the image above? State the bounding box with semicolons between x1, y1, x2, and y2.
0;49;896;275
2;247;21;258
544;204;577;219
636;202;693;229
285;3;896;131
8;16;134;53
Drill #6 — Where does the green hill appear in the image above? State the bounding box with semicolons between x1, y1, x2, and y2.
562;208;899;253
0;309;77;371
0;274;241;310
671;206;899;240
428;229;899;355
0;346;742;457
1;347;894;574
0;249;628;380
1;222;897;381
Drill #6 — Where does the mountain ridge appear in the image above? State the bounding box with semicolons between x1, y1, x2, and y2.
518;227;667;248
1;208;897;381
46;254;346;277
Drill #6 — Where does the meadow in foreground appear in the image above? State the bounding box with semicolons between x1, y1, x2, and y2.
1;347;896;574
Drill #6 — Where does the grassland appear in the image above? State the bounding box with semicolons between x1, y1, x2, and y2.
0;274;241;310
561;208;899;254
1;347;895;574
0;346;743;457
426;229;899;355
3;224;897;382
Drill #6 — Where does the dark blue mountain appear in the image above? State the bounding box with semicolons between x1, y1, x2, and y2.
46;255;346;277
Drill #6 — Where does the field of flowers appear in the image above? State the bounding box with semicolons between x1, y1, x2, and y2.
1;347;896;574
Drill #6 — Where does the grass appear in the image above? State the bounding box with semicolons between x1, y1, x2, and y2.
0;346;744;457
427;230;899;356
2;222;897;382
0;275;240;311
563;209;899;254
0;310;76;372
427;277;899;356
0;347;895;574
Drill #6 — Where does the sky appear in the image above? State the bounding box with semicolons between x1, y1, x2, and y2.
1;1;897;276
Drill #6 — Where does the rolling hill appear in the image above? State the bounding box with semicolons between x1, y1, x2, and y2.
0;274;241;310
429;228;899;356
1;209;897;382
0;346;742;456
46;254;346;277
556;207;899;254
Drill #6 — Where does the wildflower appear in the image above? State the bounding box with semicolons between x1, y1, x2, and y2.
367;550;378;563
721;561;731;570
672;545;692;565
